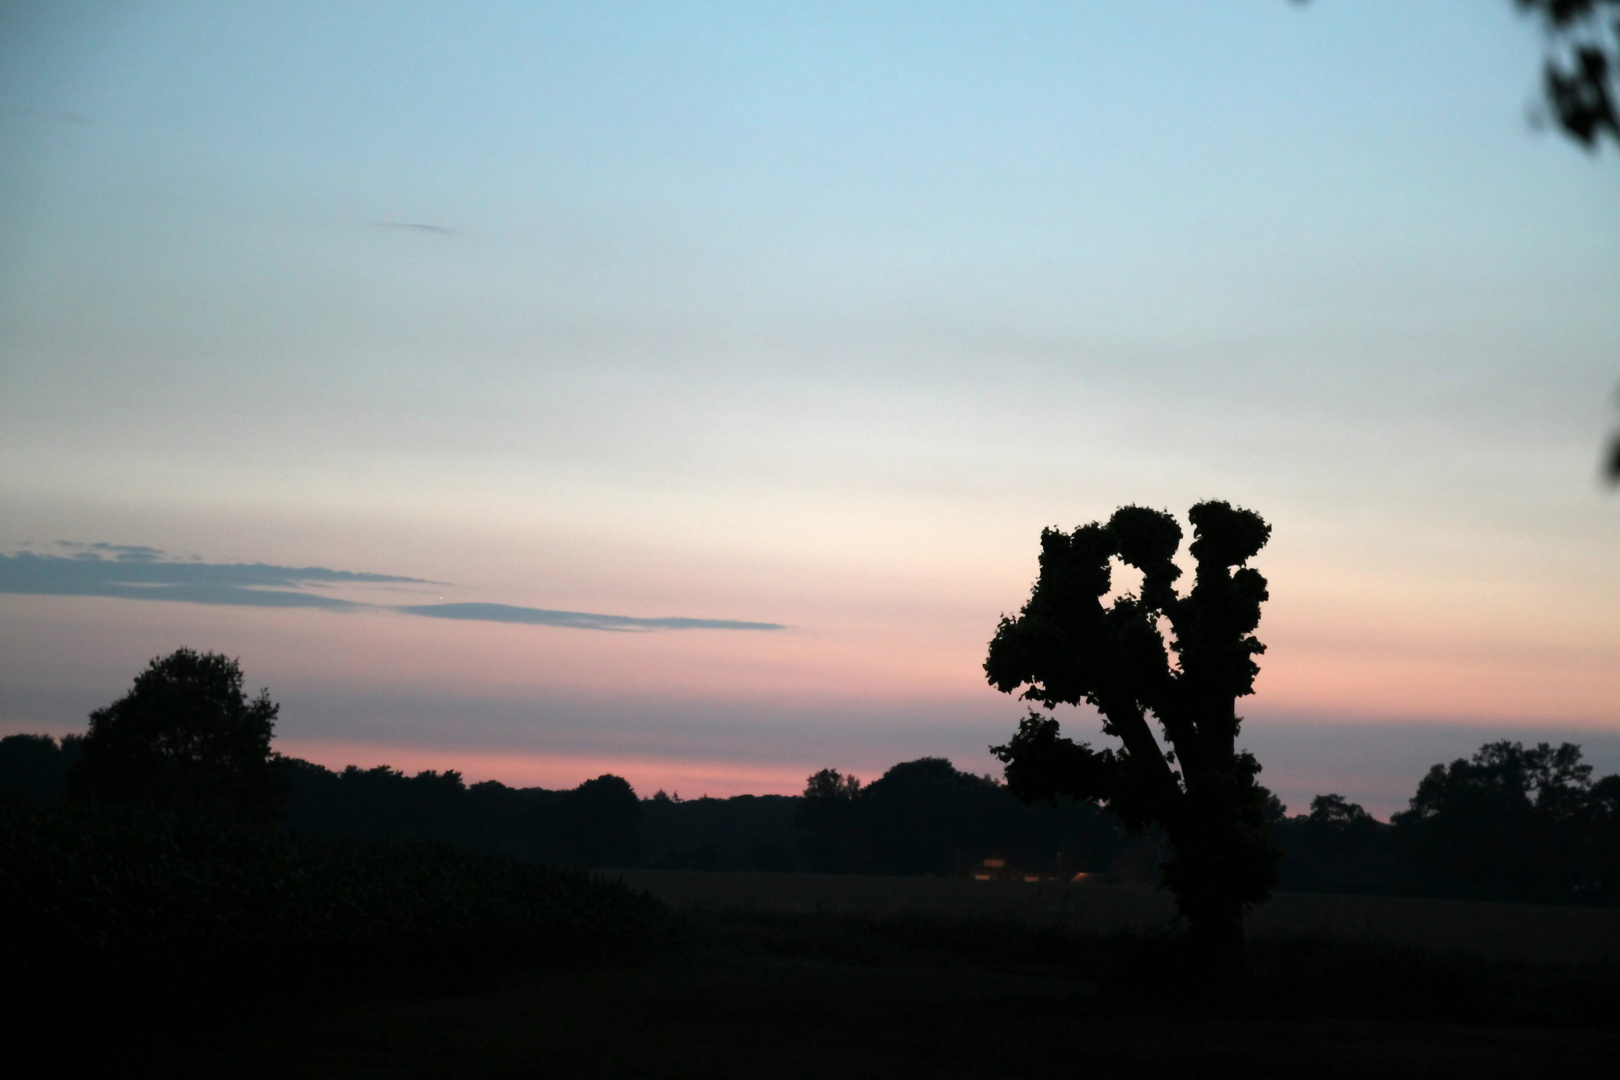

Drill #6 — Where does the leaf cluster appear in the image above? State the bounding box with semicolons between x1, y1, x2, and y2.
1519;0;1620;149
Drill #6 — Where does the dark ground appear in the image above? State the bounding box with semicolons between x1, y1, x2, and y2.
35;876;1620;1078
160;953;1618;1079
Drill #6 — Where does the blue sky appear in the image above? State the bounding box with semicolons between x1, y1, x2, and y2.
1;1;1617;813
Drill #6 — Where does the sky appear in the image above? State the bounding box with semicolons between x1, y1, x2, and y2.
1;1;1617;817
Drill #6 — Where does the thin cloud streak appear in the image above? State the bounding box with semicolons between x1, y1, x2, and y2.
397;601;785;632
371;221;454;234
0;553;784;633
0;551;424;589
57;541;166;562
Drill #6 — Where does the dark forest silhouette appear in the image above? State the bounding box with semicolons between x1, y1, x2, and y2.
795;758;1132;878
281;759;642;868
1272;740;1620;904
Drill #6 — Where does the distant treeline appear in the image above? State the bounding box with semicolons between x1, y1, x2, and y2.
6;732;1620;905
1272;741;1620;906
284;755;1134;879
0;736;1129;876
283;758;643;868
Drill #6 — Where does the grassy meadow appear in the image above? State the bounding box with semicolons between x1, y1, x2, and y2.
618;870;1620;965
59;871;1620;1079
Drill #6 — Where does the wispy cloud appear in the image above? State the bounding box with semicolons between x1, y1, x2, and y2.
58;541;172;563
398;601;784;632
0;552;784;632
372;221;455;234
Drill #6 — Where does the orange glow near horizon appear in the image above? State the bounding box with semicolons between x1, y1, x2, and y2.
274;739;817;799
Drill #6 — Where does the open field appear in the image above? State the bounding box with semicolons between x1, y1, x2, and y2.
59;871;1620;1078
616;870;1620;965
155;953;1620;1080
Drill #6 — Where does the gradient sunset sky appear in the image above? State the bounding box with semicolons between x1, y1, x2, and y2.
2;1;1617;816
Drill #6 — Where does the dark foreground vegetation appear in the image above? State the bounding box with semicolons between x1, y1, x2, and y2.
0;792;671;1001
32;896;1620;1078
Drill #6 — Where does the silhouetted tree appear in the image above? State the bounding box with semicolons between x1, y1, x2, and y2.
1271;793;1394;894
69;649;287;827
796;768;865;872
1518;0;1620;150
548;774;642;867
1307;793;1376;832
857;758;1004;876
1607;385;1620;482
1293;2;1619;151
985;502;1278;974
1512;4;1620;480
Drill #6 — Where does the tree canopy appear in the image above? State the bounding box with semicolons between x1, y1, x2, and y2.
69;648;287;827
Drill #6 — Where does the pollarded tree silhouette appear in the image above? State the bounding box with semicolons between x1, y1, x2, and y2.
70;648;287;827
986;501;1277;973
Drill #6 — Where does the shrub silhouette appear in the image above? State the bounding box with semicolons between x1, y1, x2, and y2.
70;649;286;827
985;501;1278;976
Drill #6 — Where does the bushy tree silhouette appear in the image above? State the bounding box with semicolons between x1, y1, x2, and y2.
70;648;286;827
985;501;1277;975
796;768;864;872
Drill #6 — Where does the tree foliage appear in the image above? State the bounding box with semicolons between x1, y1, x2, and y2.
1293;1;1620;152
1519;0;1620;151
70;648;286;827
985;501;1277;967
